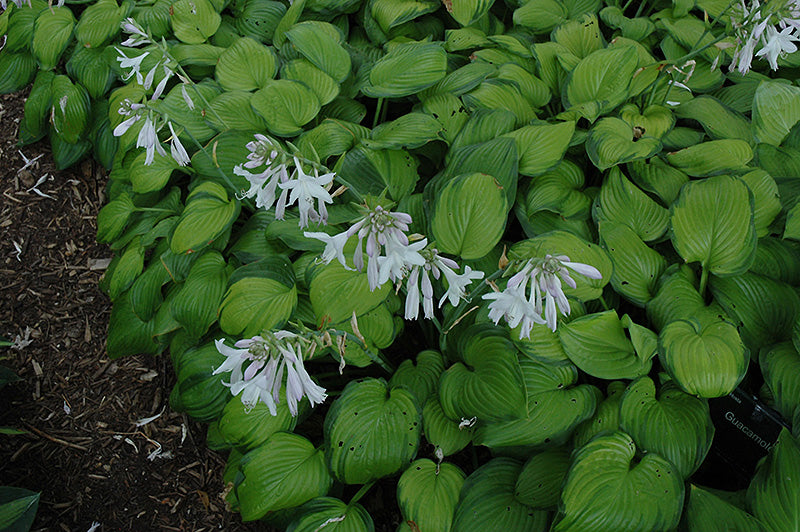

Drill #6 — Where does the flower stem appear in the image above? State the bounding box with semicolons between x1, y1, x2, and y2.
699;263;709;301
348;481;375;506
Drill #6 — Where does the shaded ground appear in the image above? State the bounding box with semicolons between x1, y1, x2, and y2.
0;90;262;532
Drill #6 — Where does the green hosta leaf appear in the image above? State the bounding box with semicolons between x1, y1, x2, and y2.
553;431;684;532
443;136;519;204
752;237;800;285
370;0;439;32
515;447;571;509
619;377;714;478
74;0;124;48
627;158;689;206
324;378;421;484
171;251;230;338
49;130;92;170
462;80;537;126
107;291;161;358
452;458;549;532
431;172;507;260
710;272;800;353
296;119;368;161
474;357;600;449
236;432;332;521
336;146;419;200
158;81;220;144
421;93;469;145
235;0;285;44
738;169;781;238
19;69;53;145
747;429;800;532
572;381;626;448
439;326;527;422
129;150;183;194
207;91;268;131
50;75;90;144
169;341;229;420
594;167;670;241
309;261;391;326
171;182;240;254
66;46;114;99
191;130;258;190
32;6;74;70
494;63;551;108
0;487;40;532
618;103;674;139
523;160;589;220
759;342;800;421
510;231;612;302
671;175;757;276
218;394;296;451
287;497;374;532
559;310;652;380
674;95;751;141
752;80;800;146
215;37;277;91
282;59;339;106
389;350;444;405
564;45;639;122
363;42;447;98
171;0;220;44
514;0;567;33
666;139;753;176
502;121;575;177
786;203;800;241
108;237;144;300
446;0;495;26
599;222;666;307
552;14;603;59
659;319;748;398
586;117;662;171
422;394;473;456
397;459;465;532
219;257;297;337
97;192;135;243
251;80;321;137
285;21;350;82
682;485;766;532
368;113;443;150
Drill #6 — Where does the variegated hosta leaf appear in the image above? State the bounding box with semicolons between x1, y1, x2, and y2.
286;497;373;532
523;159;590;220
363;42;447;98
674;95;751;141
759;342;800;421
666;139;753;176
747;429;800;532
594;167;670;242
389;349;445;406
422;394;473;456
659;319;748;398
752;80;800;146
681;485;766;532
552;431;684;532
572;381;626;448
563;45;639;122
452;458;549;532
627;158;688;206
619;377;714;478
599;221;667;307
514;447;572;509
397;459;465;532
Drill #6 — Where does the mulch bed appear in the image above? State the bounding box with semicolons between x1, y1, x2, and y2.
0;89;262;532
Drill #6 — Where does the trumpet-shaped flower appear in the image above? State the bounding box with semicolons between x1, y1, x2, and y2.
303;231;352;270
278;159;335;228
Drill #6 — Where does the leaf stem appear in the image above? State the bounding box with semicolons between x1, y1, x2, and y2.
699;263;709;301
348;481;375;507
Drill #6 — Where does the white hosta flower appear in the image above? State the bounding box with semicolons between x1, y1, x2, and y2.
483;284;545;340
214;332;327;416
234;163;289;211
151;64;174;100
167;122;190;166
137;116;167;165
181;84;195;110
244;134;279;169
278;158;335;228
120;17;151;47
377;234;427;287
113;99;145;137
115;48;149;85
303;231;352;270
756;24;799;68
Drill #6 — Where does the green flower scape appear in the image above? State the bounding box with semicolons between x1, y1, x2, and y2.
2;0;800;529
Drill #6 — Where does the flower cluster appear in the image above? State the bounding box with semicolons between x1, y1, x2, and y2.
214;332;327;416
234;135;335;228
729;0;800;73
113;99;190;166
483;254;602;337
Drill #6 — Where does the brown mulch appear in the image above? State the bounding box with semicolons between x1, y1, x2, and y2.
0;90;263;532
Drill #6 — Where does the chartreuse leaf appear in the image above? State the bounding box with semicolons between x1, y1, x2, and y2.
681;485;765;532
171;0;220;44
389;350;444;405
503;121;575;177
370;0;439;32
552;14;603;58
397;459;465;532
51;75;90;144
586;117;662;170
207;91;268;131
285;21;350;82
666;139;753;176
297;119;368;161
309;262;391;326
752;81;800;146
619;377;714;478
627;158;689;206
619;103;674;138
368;113;443;150
32;6;74;70
219;257;297;337
452;458;549;531
74;0;125;48
171;251;230;338
474;357;600;449
218;394;296;451
251;79;321;137
363;42;447;98
514;447;571;509
594;167;670;241
462;80;537;126
511;231;612;301
129;150;183;193
599;221;667;307
659;319;748;398
282;59;339;106
564;45;639;122
675;95;751;141
66;46;114;99
431;172;507;260
523;160;589;220
0;487;40;532
215;37;277;91
236;432;332;521
108;237;144;300
514;0;567;33
158;81;220;144
422;394;473;456
446;0;495;26
710;272;800;353
559;310;652;380
671;175;757;276
759;343;800;421
286;497;373;532
737;169;781;238
552;431;684;532
439;326;527;422
324;378;421;484
97;192;136;244
191;130;257;190
572;381;626;448
747;429;800;532
171;182;240;254
336;146;419;200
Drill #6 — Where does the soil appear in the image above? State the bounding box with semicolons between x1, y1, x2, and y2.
0;89;263;532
